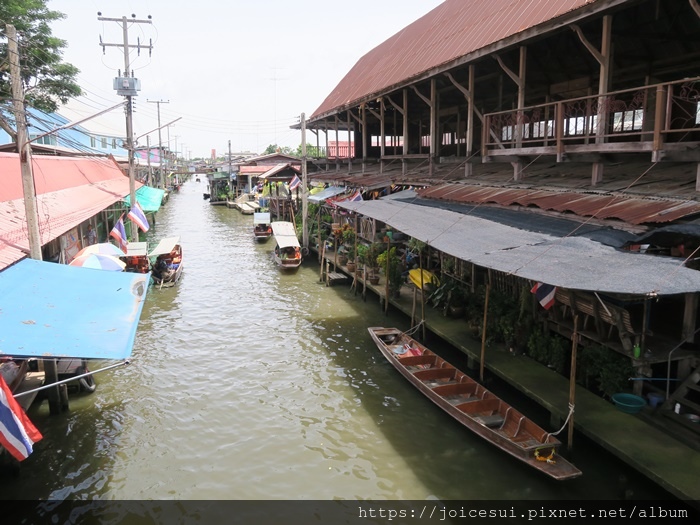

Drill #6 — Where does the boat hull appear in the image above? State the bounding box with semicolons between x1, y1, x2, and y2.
368;326;582;481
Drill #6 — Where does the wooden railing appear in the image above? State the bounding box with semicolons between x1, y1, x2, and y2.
482;77;700;161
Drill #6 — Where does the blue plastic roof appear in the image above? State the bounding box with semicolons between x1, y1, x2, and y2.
0;259;149;359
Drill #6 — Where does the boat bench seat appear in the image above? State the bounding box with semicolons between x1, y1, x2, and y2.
413;368;456;382
474;414;505;428
447;395;478;405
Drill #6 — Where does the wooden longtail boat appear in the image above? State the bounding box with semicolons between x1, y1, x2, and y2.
253;212;273;242
368;326;582;481
271;221;302;270
150;236;184;288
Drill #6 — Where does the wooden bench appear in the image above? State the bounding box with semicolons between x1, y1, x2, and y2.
554;289;638;351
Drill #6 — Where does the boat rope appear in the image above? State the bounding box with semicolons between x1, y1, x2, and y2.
548;402;575;437
403;320;424;337
13;359;131;398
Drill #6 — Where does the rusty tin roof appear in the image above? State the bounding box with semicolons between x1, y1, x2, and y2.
311;0;600;120
418;183;700;225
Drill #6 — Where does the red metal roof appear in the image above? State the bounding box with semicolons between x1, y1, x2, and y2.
0;153;137;269
311;0;597;119
417;183;700;225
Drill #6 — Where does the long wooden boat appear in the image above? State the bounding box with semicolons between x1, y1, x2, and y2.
368;326;582;481
253;212;272;242
271;221;302;270
150;236;184;287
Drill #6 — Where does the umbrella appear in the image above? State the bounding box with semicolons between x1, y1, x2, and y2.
69;253;126;271
75;242;126;258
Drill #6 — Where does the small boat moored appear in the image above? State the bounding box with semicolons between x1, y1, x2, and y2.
123;242;150;274
150;236;184;287
367;326;582;481
271;221;302;270
253;212;273;242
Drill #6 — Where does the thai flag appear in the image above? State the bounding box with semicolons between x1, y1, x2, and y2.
128;202;150;232
0;375;42;461
349;189;363;201
531;282;557;310
288;174;301;191
110;214;128;252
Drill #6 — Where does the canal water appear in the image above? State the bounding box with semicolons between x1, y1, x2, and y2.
1;180;677;502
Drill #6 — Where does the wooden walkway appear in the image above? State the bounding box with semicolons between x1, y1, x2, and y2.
313;247;700;504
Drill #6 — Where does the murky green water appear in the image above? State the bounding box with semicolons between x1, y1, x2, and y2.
0;180;676;502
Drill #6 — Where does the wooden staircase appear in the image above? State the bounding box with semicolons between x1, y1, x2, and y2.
661;368;700;440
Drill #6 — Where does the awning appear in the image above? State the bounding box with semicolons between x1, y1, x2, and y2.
254;212;270;225
124;185;166;213
0;258;149;359
149;237;180;257
308;186;347;203
338;199;700;296
271;222;300;249
126;241;149;257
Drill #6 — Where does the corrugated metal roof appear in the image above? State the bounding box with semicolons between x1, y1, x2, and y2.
311;0;599;119
417;184;700;225
337;198;700;295
0;153;136;269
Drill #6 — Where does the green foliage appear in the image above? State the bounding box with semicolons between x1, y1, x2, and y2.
0;1;82;137
578;344;635;398
376;247;403;292
294;144;325;158
356;244;369;266
263;144;294;155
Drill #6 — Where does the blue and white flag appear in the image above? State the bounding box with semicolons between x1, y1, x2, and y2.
288;174;301;191
0;375;42;461
110;214;128;252
128;202;150;232
531;282;556;310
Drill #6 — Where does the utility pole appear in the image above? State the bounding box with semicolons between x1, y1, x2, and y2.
148;99;169;190
301;113;308;250
146;135;152;186
98;13;153;241
8;23;67;414
7;24;42;260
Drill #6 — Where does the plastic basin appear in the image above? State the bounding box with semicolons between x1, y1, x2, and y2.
612;393;646;414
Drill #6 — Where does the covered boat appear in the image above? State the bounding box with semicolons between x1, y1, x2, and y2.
368;326;582;481
271;221;302;270
150;236;183;287
253;212;272;242
123;242;150;274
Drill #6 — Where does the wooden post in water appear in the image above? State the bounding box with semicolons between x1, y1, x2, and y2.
384;239;390;314
479;277;492;383
420;251;426;340
568;315;579;452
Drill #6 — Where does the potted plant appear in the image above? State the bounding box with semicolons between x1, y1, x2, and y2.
366;243;383;284
345;245;357;272
376;247;404;297
341;225;356;248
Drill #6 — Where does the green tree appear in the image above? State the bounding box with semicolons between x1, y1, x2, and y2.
0;0;81;139
263;144;294;156
294;144;325;158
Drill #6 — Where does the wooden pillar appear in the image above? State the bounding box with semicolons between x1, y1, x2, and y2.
683;292;699;343
430;78;437;176
593;15;612;185
361;104;367;173
379;98;386;173
466;65;475;177
347;111;352;172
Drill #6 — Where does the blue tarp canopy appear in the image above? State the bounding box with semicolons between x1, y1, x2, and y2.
124;185;165;213
0;259;149;359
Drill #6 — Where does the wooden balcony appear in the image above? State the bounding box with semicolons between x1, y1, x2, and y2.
482;77;700;163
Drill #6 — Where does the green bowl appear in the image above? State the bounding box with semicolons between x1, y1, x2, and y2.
612;393;646;414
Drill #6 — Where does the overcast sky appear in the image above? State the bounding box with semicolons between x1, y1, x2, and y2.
46;0;444;158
